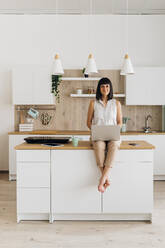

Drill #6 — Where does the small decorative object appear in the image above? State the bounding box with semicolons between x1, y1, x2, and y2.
76;88;83;94
82;68;88;78
27;108;39;119
72;136;79;147
51;75;62;103
26;118;34;123
87;87;93;94
40;112;52;126
121;117;131;132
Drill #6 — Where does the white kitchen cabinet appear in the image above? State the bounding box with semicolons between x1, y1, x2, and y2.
16;143;154;222
121;134;165;179
9;134;90;180
51;150;101;215
103;160;153;214
17;162;50;188
16;150;50;222
126;67;165;105
17;188;50;213
12;66;52;104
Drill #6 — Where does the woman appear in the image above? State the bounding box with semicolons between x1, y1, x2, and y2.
87;77;122;193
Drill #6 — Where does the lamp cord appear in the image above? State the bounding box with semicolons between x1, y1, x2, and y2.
126;0;129;54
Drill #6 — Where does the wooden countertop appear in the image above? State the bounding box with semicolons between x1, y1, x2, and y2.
9;130;90;135
8;130;165;135
15;140;155;150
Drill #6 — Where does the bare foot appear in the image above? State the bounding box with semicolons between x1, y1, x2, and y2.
98;176;110;193
98;184;105;193
104;178;110;190
98;176;106;193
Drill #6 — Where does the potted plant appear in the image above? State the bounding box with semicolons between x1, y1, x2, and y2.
51;75;62;103
82;68;88;78
121;117;131;132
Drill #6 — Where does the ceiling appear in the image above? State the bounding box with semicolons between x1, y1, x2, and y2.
0;0;165;15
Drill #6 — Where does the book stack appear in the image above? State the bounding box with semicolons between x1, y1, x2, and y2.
19;124;34;132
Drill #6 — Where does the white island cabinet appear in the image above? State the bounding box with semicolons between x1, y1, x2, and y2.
16;150;51;223
9;133;90;180
15;140;154;223
103;150;153;216
51;150;101;216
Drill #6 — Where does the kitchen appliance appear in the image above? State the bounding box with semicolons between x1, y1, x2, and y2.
24;136;71;144
42;143;64;147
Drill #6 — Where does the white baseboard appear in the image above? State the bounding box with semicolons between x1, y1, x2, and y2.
9;174;16;181
52;213;152;222
154;175;165;180
17;213;50;223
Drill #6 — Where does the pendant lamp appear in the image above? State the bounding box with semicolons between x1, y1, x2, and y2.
120;0;134;75
85;0;98;75
52;54;64;75
85;54;98;74
120;54;134;75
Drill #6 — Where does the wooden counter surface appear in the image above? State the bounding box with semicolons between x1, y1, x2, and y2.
9;130;90;135
9;130;165;135
15;140;155;150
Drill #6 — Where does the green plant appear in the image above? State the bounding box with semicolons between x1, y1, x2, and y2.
51;75;62;102
122;117;131;124
82;67;88;78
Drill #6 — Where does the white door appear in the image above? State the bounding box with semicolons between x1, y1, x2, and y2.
103;162;153;213
51;150;101;214
33;67;52;104
12;66;33;104
126;67;165;105
12;65;52;104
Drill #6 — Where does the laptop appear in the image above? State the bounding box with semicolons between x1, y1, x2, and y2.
91;125;120;141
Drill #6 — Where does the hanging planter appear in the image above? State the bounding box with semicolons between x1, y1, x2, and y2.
51;75;62;103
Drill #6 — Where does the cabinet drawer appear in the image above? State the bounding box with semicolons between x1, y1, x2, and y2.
16;150;50;162
116;150;153;162
17;162;50;187
17;188;50;213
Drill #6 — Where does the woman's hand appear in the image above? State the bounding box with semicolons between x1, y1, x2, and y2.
87;100;94;129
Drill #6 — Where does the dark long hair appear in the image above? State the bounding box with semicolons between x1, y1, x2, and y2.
96;77;113;101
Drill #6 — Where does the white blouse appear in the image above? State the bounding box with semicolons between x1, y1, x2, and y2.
92;99;117;126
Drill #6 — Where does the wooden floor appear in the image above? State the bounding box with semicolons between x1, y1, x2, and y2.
0;173;165;248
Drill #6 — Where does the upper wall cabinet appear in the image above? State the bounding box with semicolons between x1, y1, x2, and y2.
126;67;165;105
12;66;52;105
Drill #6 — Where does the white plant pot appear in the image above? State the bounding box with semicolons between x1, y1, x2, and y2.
121;123;127;132
50;93;56;104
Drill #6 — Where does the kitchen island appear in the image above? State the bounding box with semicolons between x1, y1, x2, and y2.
15;140;154;223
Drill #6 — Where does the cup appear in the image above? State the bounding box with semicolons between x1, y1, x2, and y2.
72;136;79;147
76;88;83;94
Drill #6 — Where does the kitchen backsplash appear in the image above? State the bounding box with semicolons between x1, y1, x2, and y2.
14;69;162;131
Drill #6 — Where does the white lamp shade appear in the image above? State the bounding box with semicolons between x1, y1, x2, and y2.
52;54;64;75
85;54;98;75
120;54;134;75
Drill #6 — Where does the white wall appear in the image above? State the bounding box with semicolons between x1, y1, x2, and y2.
0;14;165;170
